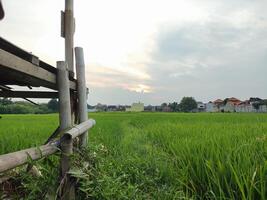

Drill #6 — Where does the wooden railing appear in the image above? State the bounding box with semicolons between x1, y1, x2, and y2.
0;119;96;174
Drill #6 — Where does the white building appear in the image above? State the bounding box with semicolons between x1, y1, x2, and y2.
126;102;144;112
197;102;206;112
205;102;215;112
205;100;223;112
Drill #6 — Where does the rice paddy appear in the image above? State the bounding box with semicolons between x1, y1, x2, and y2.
1;112;267;199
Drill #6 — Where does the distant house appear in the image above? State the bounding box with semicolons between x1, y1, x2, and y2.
205;101;214;112
205;99;223;112
223;97;242;112
213;99;224;112
144;105;156;112
236;100;253;113
162;105;172;112
126;102;144;112
95;103;107;112
197;102;206;112
107;105;117;112
154;106;162;112
249;97;262;104
117;105;126;111
259;105;267;113
250;98;267;113
205;97;267;113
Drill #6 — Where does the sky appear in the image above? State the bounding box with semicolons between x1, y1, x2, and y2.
1;0;267;105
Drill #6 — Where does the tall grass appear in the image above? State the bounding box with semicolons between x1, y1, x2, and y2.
85;113;267;199
1;113;267;199
0;114;58;154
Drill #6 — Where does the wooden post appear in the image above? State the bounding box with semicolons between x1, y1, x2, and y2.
65;0;74;78
57;61;74;199
75;47;88;148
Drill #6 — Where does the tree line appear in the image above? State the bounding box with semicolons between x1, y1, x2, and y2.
0;96;198;114
0;98;59;114
156;97;197;112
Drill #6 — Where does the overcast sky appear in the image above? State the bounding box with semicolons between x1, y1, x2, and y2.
1;0;267;105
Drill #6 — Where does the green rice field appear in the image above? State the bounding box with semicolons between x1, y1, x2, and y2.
1;113;267;199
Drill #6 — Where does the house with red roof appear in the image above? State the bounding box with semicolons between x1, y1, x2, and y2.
205;99;224;112
222;97;242;112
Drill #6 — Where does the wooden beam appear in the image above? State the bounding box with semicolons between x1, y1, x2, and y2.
0;49;76;90
0;91;58;98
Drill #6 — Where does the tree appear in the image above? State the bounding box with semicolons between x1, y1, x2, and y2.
0;98;13;105
161;103;167;107
169;102;179;112
47;99;59;112
158;103;168;112
179;97;197;112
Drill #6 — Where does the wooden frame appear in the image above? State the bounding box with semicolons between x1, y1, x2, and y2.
0;1;92;198
0;48;76;90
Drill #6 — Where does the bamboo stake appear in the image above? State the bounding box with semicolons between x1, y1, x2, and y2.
57;61;73;199
75;47;89;147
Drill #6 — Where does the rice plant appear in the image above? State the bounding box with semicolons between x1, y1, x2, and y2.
1;113;267;199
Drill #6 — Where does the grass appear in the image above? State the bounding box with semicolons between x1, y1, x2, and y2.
1;112;267;199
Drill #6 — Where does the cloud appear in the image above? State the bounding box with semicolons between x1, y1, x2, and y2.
85;64;153;94
141;1;267;103
2;0;267;105
85;0;267;104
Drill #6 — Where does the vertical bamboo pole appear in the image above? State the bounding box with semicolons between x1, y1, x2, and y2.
65;0;74;78
75;47;88;147
57;61;74;199
64;0;76;127
58;61;72;131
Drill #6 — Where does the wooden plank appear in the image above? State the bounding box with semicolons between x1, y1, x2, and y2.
0;91;58;98
0;49;76;90
0;37;57;73
0;37;39;66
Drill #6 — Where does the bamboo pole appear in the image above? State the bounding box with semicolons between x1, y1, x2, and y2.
0;143;58;173
64;119;96;140
75;47;89;147
65;0;74;77
57;61;73;199
57;61;72;131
